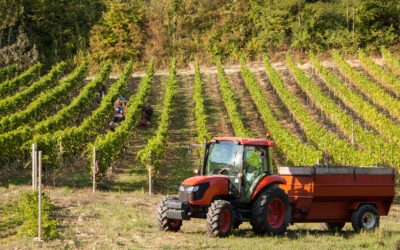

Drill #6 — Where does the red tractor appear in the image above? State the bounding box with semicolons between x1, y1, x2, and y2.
157;137;396;237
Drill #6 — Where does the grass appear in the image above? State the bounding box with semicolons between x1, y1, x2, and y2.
1;172;399;249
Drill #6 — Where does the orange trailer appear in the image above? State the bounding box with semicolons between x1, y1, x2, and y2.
279;166;396;230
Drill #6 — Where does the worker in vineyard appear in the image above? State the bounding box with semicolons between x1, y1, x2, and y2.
97;86;106;103
140;103;153;127
110;97;127;129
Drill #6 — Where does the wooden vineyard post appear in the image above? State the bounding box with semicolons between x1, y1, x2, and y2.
93;147;96;193
149;150;152;195
35;151;43;242
32;143;37;190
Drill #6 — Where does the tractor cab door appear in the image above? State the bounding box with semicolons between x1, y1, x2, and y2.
240;145;269;203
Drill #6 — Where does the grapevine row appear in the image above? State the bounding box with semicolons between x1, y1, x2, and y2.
0;64;17;82
358;49;400;97
239;58;322;165
287;54;399;167
0;61;88;134
264;54;378;166
309;52;400;146
136;60;176;176
0;63;111;164
0;62;67;116
193;60;210;145
333;51;400;121
0;63;42;99
216;57;252;138
34;62;111;134
381;46;400;76
92;60;155;176
33;61;134;166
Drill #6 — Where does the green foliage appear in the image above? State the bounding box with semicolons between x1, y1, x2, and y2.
381;46;400;76
193;60;210;144
0;62;111;164
333;50;400;121
265;53;377;166
89;0;145;64
0;63;41;99
216;57;252;138
16;191;58;240
33;61;133;168
0;61;88;134
309;52;400;147
240;56;322;165
358;49;400;97
137;60;175;176
34;62;111;134
0;191;58;241
0;62;66;116
22;0;105;65
287;53;398;167
0;64;17;82
357;0;399;48
92;60;154;176
2;1;400;66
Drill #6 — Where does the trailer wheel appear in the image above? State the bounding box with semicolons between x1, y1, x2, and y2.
250;186;291;235
351;204;380;231
157;196;182;232
321;222;345;231
206;200;233;237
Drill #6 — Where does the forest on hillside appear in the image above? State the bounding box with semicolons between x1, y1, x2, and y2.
1;0;400;69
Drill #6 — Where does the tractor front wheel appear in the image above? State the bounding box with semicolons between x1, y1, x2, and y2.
206;200;233;237
250;186;291;235
157;196;182;232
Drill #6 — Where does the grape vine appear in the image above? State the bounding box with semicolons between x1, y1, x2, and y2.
287;54;399;167
216;57;252;138
240;57;322;165
333;51;400;121
91;60;155;176
0;63;42;99
264;54;378;166
136;60;176;177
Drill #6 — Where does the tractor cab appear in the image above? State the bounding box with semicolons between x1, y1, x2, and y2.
202;137;275;203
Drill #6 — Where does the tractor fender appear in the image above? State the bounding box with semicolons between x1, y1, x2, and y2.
251;175;287;201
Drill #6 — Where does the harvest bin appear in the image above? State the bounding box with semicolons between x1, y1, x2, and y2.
279;166;396;223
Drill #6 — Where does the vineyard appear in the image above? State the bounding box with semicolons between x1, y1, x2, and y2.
1;49;400;248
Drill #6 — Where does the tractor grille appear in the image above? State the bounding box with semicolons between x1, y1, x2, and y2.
178;182;210;201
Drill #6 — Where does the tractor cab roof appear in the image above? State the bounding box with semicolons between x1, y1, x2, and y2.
212;137;276;147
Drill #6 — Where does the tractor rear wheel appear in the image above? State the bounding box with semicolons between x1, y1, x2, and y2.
250;186;291;235
206;200;233;237
351;204;380;232
321;222;346;231
157;196;182;232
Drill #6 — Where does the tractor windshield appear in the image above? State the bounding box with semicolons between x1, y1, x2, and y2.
205;141;242;176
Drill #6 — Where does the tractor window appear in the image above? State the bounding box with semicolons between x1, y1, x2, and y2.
205;141;242;176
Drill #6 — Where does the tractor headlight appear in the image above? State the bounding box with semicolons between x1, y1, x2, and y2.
179;185;185;192
186;185;200;192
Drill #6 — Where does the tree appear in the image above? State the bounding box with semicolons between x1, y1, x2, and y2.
0;26;39;69
89;0;146;64
0;0;24;48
